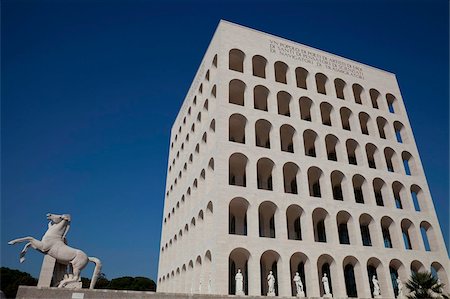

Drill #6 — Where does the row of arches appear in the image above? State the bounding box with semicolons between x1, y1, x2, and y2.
164;158;215;225
228;198;440;252
229;154;424;210
229;116;417;175
166;119;215;198
228;49;401;114
229;81;409;143
228;247;448;297
169;85;215;170
159;250;213;294
162;201;214;256
170;53;217;157
167;128;214;198
170;55;217;149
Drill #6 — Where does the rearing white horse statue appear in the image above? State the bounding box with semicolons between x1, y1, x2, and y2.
8;213;102;289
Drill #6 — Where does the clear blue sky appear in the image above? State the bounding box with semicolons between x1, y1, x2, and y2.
2;0;448;281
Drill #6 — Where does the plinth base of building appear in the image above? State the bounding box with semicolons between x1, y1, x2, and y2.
16;286;396;299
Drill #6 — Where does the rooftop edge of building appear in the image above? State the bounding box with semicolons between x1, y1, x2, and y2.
218;19;397;77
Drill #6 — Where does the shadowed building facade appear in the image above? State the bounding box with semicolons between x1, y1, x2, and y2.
157;20;449;298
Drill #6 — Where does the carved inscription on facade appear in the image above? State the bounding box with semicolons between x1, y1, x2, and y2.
270;40;364;80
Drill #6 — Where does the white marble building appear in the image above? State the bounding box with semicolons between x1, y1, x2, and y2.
157;20;449;298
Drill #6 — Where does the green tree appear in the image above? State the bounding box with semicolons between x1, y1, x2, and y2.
107;276;156;291
406;271;449;299
0;267;37;298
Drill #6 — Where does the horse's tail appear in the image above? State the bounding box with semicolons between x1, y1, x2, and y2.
88;257;102;289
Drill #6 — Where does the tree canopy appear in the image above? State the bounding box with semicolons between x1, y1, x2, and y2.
0;267;38;298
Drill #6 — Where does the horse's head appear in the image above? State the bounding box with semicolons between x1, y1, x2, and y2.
47;213;71;224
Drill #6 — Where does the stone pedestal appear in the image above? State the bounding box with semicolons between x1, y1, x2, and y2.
296;291;305;298
267;291;275;296
37;255;67;288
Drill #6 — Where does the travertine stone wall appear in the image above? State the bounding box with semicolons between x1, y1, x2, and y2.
157;20;449;298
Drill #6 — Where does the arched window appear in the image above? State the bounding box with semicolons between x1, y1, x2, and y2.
255;119;272;148
431;262;449;292
295;67;308;89
334;78;347;100
286;204;304;240
229;49;245;72
402;151;417;176
373;178;386;206
369;89;380;109
411;184;425;212
212;54;218;68
254;85;269;111
331;171;345;201
368;258;389;298
229;79;246;106
359;112;372;135
346;139;360;165
315;73;328;95
290;253;309;296
308;166;323;197
352;83;364;104
259;202;277;238
320;102;333;126
389;259;407;298
317;255;336;297
340;107;352;131
299;97;313;121
381;216;396;248
229;197;249;235
343;257;360;297
274;61;288;84
229;248;250;295
229;114;247;143
359;214;375;246
283;162;299;194
420;221;439;252
352;174;367;204
384;147;399;173
376;117;389;139
277;91;292;116
257;158;274;190
280;124;296;153
401;219;418;250
365;143;379;169
393;181;406;209
260;250;281;295
252;55;267;78
304;130;318;157
313;208;329;242
325;134;339;161
386;93;398;114
337;211;352;244
229;153;248;187
393;121;407;143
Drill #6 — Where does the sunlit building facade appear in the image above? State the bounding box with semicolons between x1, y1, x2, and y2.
157;20;449;298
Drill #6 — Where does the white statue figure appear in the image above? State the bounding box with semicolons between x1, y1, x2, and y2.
293;272;305;297
372;275;381;298
8;213;102;289
267;270;276;296
437;278;443;294
396;277;405;299
322;273;332;297
235;269;244;295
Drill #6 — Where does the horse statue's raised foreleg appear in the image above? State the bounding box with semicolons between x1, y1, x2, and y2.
19;242;33;263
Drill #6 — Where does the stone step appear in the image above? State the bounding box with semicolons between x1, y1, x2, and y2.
17;286;396;299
